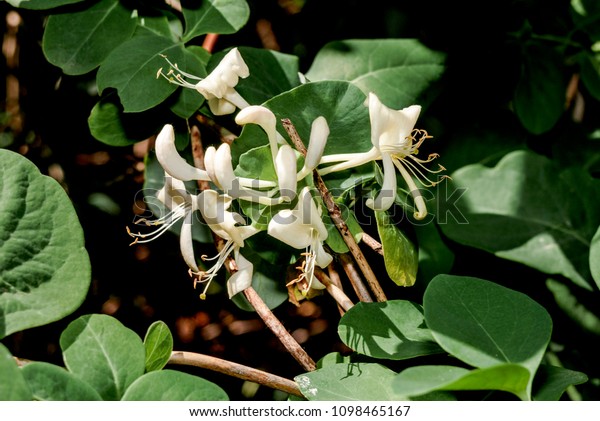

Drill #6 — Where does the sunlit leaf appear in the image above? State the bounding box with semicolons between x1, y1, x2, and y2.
6;0;84;8
306;39;446;109
0;343;31;400
0;149;91;339
144;321;174;373
42;0;137;75
21;362;102;401
60;314;146;400
338;301;443;360
122;370;228;401
375;210;418;286
181;0;250;42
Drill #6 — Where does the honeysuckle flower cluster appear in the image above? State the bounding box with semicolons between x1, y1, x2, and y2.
129;48;446;300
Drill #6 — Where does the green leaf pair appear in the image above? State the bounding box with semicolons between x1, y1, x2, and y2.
296;275;586;401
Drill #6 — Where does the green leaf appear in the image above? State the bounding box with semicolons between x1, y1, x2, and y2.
88;94;165;146
144;321;174;372
20;362;102;401
182;0;250;42
0;149;91;339
513;44;566;134
60;314;146;400
0;343;32;400
439;150;600;290
97;32;205;112
393;364;531;400
306;39;446;109
546;278;600;335
424;275;553;399
295;362;406;401
6;0;85;9
580;52;600;101
590;226;600;289
170;46;210;119
235;47;301;105
42;0;137;75
324;207;363;254
338;301;444;360
122;369;229;400
533;365;588;401
414;222;455;285
375;210;418;286
235;145;278;182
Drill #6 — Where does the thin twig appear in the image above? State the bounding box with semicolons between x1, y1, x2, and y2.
338;253;373;303
169;351;303;397
327;263;347;315
281;118;387;302
244;287;316;372
361;232;384;255
314;267;354;312
189;128;316;372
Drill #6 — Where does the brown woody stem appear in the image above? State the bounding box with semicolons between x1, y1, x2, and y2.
169;351;303;397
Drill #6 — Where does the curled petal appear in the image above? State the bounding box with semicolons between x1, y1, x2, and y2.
204;146;219;188
214;143;237;191
207;97;237;116
179;212;199;272
235;105;279;161
268;209;314;249
297;187;329;242
155;124;211;182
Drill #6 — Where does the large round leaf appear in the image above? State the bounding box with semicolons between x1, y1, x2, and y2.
0;149;91;339
60;314;146;400
439;150;600;290
0;343;31;400
181;0;250;42
306;39;446;109
42;0;137;75
423;275;552;399
122;370;228;401
6;0;84;9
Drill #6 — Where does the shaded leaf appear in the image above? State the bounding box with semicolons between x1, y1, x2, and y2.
295;362;406;401
0;343;31;400
338;301;443;360
6;0;85;9
533;365;588;401
545;278;600;335
21;362;102;401
306;39;446;109
144;321;174;372
42;0;137;75
375;210;418;286
590;226;600;289
182;0;250;42
424;275;552;399
60;314;146;400
513;44;566;134
439;150;600;290
393;364;531;400
0;149;91;339
122;370;228;401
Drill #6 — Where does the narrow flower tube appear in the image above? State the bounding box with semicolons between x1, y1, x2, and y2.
235;105;279;162
297;116;329;180
275;144;298;202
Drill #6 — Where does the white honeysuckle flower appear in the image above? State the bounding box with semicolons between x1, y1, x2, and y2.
127;174;201;273
156;124;211;182
318;92;446;219
267;187;333;293
155;124;276;190
235;105;280;162
159;48;250;115
195;189;260;299
296;116;329;180
274;144;298;202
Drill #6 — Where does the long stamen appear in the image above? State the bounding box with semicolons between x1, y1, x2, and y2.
127;203;189;244
192;239;237;300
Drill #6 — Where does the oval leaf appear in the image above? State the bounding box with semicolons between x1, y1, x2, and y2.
122;370;228;401
338;301;443;360
21;362;102;401
393;364;531;400
295;362;406;401
0;149;91;339
42;0;137;75
97;33;205;112
60;314;146;400
424;275;552;398
181;0;250;42
144;321;174;372
590;225;600;289
306;39;446;109
375;210;418;286
533;365;589;401
0;343;32;400
439;150;600;290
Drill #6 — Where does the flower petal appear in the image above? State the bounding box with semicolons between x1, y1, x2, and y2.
235;105;279;161
180;211;199;272
155;124;211;182
275;144;298;201
305;116;329;171
267;209;314;249
366;152;397;211
227;249;253;298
